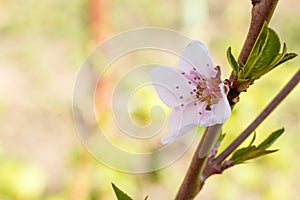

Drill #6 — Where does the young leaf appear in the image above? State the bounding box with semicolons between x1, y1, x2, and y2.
218;133;226;143
264;42;288;72
248;131;256;147
257;128;284;150
241;22;269;78
227;47;239;78
112;183;134;200
231;128;284;165
232;145;257;164
274;52;298;67
232;147;278;165
253;43;297;79
242;23;281;80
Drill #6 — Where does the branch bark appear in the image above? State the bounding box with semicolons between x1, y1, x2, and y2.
175;125;221;200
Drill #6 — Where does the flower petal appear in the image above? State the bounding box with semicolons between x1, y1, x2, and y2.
179;40;216;78
199;83;231;126
162;101;206;143
150;66;192;108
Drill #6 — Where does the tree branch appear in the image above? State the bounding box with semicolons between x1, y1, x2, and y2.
175;125;221;200
214;68;300;165
175;0;280;199
228;0;279;107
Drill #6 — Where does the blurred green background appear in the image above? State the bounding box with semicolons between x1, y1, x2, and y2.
0;0;299;199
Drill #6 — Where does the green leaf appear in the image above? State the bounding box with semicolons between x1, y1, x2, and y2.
231;128;284;165
265;42;288;72
241;23;281;80
240;23;269;79
227;47;239;78
274;52;298;67
235;23;297;92
248;132;256;147
112;183;134;200
232;147;278;165
257;128;284;150
232;145;257;164
218;133;226;142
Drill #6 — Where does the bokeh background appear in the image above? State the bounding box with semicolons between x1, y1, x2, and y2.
0;0;299;199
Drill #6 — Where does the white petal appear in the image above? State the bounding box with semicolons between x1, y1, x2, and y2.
179;40;216;78
150;66;192;108
162;101;204;144
199;83;231;126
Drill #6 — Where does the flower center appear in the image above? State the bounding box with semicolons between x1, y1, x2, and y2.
195;77;221;106
184;66;222;106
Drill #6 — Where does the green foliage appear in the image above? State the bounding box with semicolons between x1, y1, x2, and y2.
218;133;226;143
228;23;297;92
257;128;284;150
241;23;281;80
111;183;149;200
231;128;284;165
248;131;256;147
274;51;297;67
227;47;239;79
112;183;134;200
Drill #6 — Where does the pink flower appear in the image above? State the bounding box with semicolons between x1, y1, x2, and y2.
150;41;231;143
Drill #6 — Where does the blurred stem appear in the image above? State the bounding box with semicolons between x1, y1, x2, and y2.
175;125;221;200
176;0;280;199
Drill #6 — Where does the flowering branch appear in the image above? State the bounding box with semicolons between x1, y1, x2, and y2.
175;0;281;199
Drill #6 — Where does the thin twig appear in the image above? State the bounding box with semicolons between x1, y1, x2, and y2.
214;68;300;165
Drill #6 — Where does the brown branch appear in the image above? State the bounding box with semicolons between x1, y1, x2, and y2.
175;128;208;200
214;68;300;165
175;125;221;200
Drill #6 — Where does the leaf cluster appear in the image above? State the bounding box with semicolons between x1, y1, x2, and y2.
227;23;297;92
